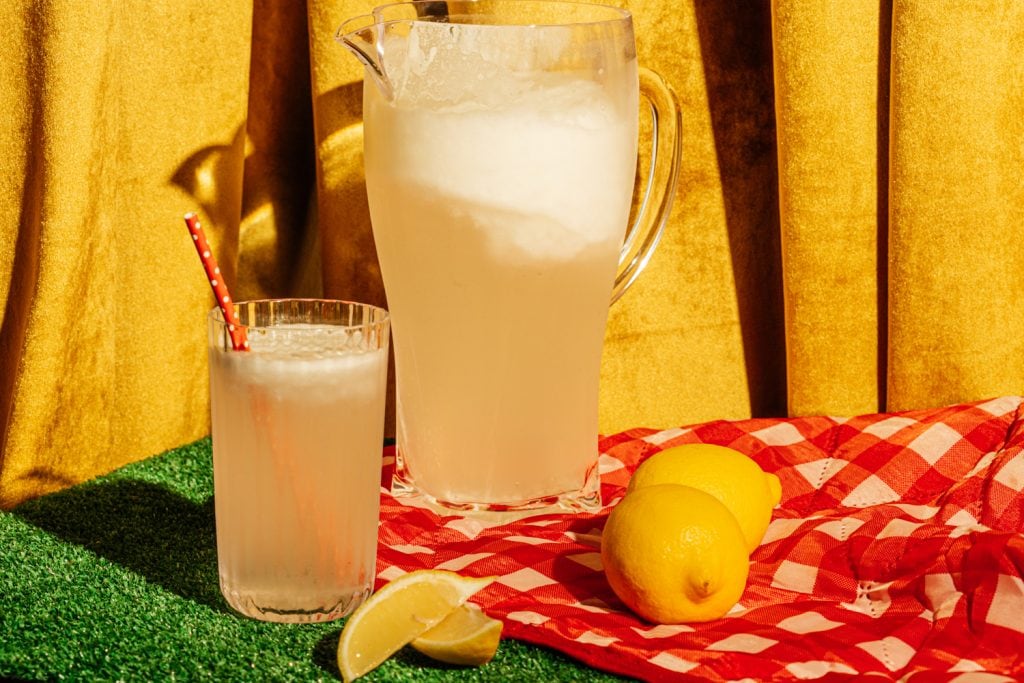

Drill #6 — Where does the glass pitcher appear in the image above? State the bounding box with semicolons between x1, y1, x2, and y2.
339;0;681;512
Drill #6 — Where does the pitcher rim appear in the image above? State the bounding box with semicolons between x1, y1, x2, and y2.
339;0;633;37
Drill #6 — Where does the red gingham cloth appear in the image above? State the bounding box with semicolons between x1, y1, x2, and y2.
374;396;1024;681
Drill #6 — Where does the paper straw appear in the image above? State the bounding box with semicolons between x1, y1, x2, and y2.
184;213;249;351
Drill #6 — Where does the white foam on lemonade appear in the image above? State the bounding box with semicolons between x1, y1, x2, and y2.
227;324;385;390
378;24;636;261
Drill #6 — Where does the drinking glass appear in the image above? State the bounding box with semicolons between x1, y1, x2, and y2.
208;299;390;622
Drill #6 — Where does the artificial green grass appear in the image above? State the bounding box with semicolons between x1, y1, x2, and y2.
0;439;630;682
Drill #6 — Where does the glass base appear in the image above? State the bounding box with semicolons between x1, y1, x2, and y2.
390;460;602;516
220;583;371;623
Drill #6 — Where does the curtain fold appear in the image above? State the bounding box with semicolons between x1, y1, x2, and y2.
240;0;319;302
2;0;1022;507
308;0;384;309
0;1;254;507
771;0;887;417
886;0;1024;411
599;0;785;434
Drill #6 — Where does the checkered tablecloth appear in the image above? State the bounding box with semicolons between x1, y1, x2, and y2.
374;397;1024;681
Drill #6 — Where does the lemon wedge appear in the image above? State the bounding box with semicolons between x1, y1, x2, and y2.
337;570;494;682
411;602;503;666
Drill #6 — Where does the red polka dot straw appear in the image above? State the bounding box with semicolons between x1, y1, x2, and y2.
184;213;249;351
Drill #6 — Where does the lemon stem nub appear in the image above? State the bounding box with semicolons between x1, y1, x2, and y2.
687;569;718;602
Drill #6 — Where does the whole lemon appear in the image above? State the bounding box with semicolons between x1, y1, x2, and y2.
601;484;749;624
627;444;781;552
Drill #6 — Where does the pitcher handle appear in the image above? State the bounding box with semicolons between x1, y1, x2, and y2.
611;67;682;304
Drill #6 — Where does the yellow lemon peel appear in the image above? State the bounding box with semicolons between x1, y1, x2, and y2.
601;484;749;624
411;603;503;666
628;443;780;551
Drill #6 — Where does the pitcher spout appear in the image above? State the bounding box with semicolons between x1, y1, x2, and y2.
336;14;393;101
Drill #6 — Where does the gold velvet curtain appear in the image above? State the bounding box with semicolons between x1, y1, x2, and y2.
2;0;1022;508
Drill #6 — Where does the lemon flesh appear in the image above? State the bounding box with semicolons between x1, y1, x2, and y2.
336;570;493;682
627;443;781;552
411;603;503;666
601;484;749;624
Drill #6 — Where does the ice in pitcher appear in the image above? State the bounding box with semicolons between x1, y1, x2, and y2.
364;24;638;509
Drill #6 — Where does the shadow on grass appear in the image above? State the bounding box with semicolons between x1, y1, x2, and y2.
312;627;638;682
312;627;342;679
311;624;451;677
313;627;470;681
13;479;227;613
